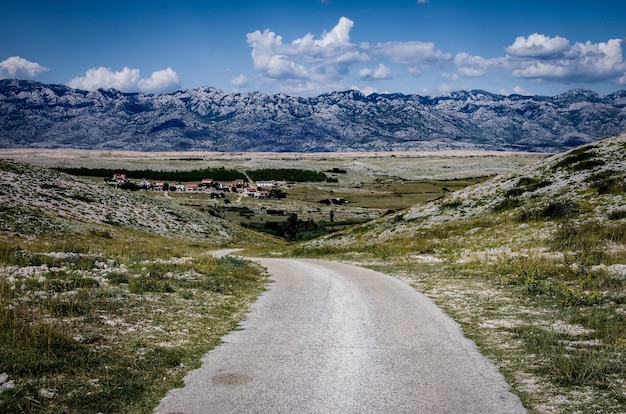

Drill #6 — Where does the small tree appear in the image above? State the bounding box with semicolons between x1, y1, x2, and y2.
269;188;287;199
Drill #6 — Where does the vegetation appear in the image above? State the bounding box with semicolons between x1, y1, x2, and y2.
4;137;623;413
289;134;626;413
55;166;245;182
0;224;266;414
56;166;334;184
246;168;330;183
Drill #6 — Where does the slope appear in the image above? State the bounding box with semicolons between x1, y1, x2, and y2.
307;132;626;249
297;132;626;413
0;160;270;413
0;159;243;243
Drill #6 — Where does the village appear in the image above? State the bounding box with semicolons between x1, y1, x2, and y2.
105;173;282;200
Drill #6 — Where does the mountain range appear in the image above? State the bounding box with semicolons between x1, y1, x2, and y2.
1;79;625;153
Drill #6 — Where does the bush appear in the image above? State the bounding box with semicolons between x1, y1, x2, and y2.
542;199;579;220
129;276;174;293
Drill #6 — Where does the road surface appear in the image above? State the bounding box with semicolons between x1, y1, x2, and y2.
154;258;526;413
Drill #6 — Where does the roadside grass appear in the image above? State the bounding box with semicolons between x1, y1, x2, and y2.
0;225;266;414
288;208;626;413
2;147;615;412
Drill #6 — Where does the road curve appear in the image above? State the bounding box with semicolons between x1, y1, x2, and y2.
154;258;526;414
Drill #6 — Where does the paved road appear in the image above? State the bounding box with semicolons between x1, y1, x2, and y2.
154;258;526;414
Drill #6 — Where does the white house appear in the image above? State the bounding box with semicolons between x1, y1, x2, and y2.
256;180;276;188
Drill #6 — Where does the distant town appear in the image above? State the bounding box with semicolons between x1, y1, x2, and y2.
105;173;284;200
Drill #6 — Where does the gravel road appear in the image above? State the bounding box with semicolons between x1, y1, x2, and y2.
154;258;526;414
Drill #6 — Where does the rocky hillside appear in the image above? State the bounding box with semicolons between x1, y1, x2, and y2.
299;133;626;414
1;79;625;153
0;159;241;243
308;132;626;249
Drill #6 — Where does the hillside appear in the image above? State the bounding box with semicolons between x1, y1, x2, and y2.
1;79;625;153
308;132;626;249
0;159;242;243
298;133;626;413
0;159;273;413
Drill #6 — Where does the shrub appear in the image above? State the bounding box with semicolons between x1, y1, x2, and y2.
494;196;522;213
129;276;174;293
542;200;579;220
553;147;598;171
608;209;626;220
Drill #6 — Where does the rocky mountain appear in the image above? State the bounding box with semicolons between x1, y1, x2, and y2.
1;79;625;153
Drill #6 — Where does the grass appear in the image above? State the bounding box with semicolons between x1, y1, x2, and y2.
0;226;266;414
289;204;626;412
2;144;621;412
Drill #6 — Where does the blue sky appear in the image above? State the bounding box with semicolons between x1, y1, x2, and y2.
1;0;625;97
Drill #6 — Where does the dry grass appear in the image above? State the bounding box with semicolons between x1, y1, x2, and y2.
5;140;623;412
0;226;267;413
292;133;626;413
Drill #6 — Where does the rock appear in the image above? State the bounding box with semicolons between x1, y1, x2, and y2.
38;388;56;399
0;373;15;394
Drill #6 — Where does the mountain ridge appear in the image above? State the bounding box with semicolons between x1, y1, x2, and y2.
1;79;625;152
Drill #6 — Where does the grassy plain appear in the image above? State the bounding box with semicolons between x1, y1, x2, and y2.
3;148;542;226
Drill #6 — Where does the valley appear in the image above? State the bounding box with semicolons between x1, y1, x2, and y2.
1;138;625;413
2;148;544;238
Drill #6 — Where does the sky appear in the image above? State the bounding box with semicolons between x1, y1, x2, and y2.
1;0;626;97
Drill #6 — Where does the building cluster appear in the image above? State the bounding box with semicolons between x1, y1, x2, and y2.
106;173;278;199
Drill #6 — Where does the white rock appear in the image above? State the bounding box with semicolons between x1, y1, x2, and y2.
38;388;56;399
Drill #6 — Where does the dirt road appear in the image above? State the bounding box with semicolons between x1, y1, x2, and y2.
154;258;526;413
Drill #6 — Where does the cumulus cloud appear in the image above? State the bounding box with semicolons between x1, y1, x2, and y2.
137;68;180;93
0;56;49;79
454;34;626;86
359;64;391;81
231;74;249;86
67;66;180;93
245;17;458;93
505;33;570;58
512;85;532;95
511;37;626;83
454;53;511;77
350;85;378;96
247;16;368;83
362;40;451;67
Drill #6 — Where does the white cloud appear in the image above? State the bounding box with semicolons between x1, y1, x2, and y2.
245;17;457;93
512;85;532;95
68;67;140;91
0;56;49;79
67;66;180;93
137;68;180;93
231;74;248;86
512;38;626;83
505;33;570;58
454;34;626;86
408;67;422;76
351;85;378;96
362;41;451;67
454;52;511;77
246;17;369;92
438;83;456;94
359;64;391;81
